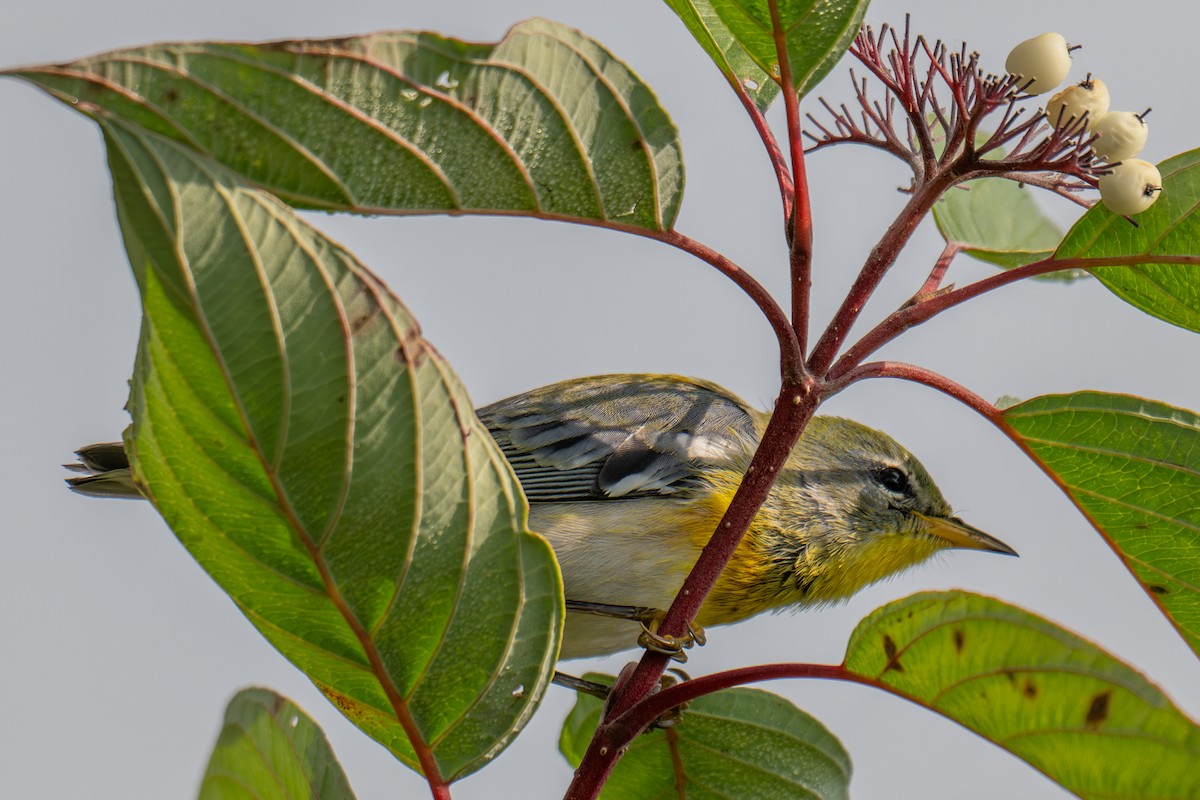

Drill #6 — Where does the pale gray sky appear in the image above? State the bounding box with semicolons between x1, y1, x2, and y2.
3;1;1197;798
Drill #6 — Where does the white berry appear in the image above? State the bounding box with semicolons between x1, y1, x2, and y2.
1047;76;1109;131
1091;110;1150;162
1098;159;1162;216
1006;32;1072;95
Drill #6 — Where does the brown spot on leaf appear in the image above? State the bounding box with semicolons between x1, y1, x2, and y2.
953;629;965;653
1148;584;1170;595
630;138;646;152
1023;680;1037;699
882;634;904;673
350;308;379;333
316;685;375;728
1086;691;1111;726
394;341;427;368
163;88;179;103
321;687;354;712
396;322;424;349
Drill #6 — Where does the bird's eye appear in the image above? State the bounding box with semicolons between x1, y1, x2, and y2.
874;467;910;495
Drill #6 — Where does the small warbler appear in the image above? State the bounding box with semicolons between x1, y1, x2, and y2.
67;373;1015;661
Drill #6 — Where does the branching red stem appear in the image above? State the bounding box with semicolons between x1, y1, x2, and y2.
991;171;1096;208
913;240;962;299
828;252;1200;380
803;129;914;163
807;177;950;373
565;14;1200;798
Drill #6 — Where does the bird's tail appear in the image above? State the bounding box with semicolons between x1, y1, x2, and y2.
64;442;143;499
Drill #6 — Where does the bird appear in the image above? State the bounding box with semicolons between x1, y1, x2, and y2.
66;373;1016;660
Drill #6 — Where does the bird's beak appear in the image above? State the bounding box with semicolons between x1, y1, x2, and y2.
913;512;1018;556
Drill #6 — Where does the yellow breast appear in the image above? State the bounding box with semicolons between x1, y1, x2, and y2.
531;484;792;657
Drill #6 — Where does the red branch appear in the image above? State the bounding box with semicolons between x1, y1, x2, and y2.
830;361;1000;421
807;177;950;373
768;0;814;352
617;663;855;731
826;358;1196;651
913;240;962;299
828;252;1200;380
728;73;794;219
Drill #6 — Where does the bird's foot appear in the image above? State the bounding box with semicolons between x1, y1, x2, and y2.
636;617;707;663
648;669;690;729
564;600;707;663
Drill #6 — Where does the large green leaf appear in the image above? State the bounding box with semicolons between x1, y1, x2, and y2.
690;0;869;98
1056;149;1200;331
933;178;1082;280
845;592;1200;799
199;688;356;800
662;0;781;111
560;675;850;800
1004;392;1200;657
9;18;683;230
106;119;562;782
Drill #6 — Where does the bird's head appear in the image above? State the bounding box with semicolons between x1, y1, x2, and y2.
758;416;1016;604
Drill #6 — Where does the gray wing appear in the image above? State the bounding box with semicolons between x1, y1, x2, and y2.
477;375;761;503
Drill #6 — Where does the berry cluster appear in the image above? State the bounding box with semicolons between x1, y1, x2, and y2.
1007;32;1161;216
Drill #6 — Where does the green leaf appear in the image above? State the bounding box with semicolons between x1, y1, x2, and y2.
1056;149;1200;331
198;688;356;800
105;119;562;782
845;592;1200;799
933;178;1082;281
9;18;683;230
1004;392;1200;658
695;0;869;98
662;0;781;111
560;674;850;799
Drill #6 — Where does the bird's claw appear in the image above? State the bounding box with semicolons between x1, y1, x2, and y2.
637;618;707;662
648;669;691;729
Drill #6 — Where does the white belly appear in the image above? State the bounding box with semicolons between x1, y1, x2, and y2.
529;500;702;659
